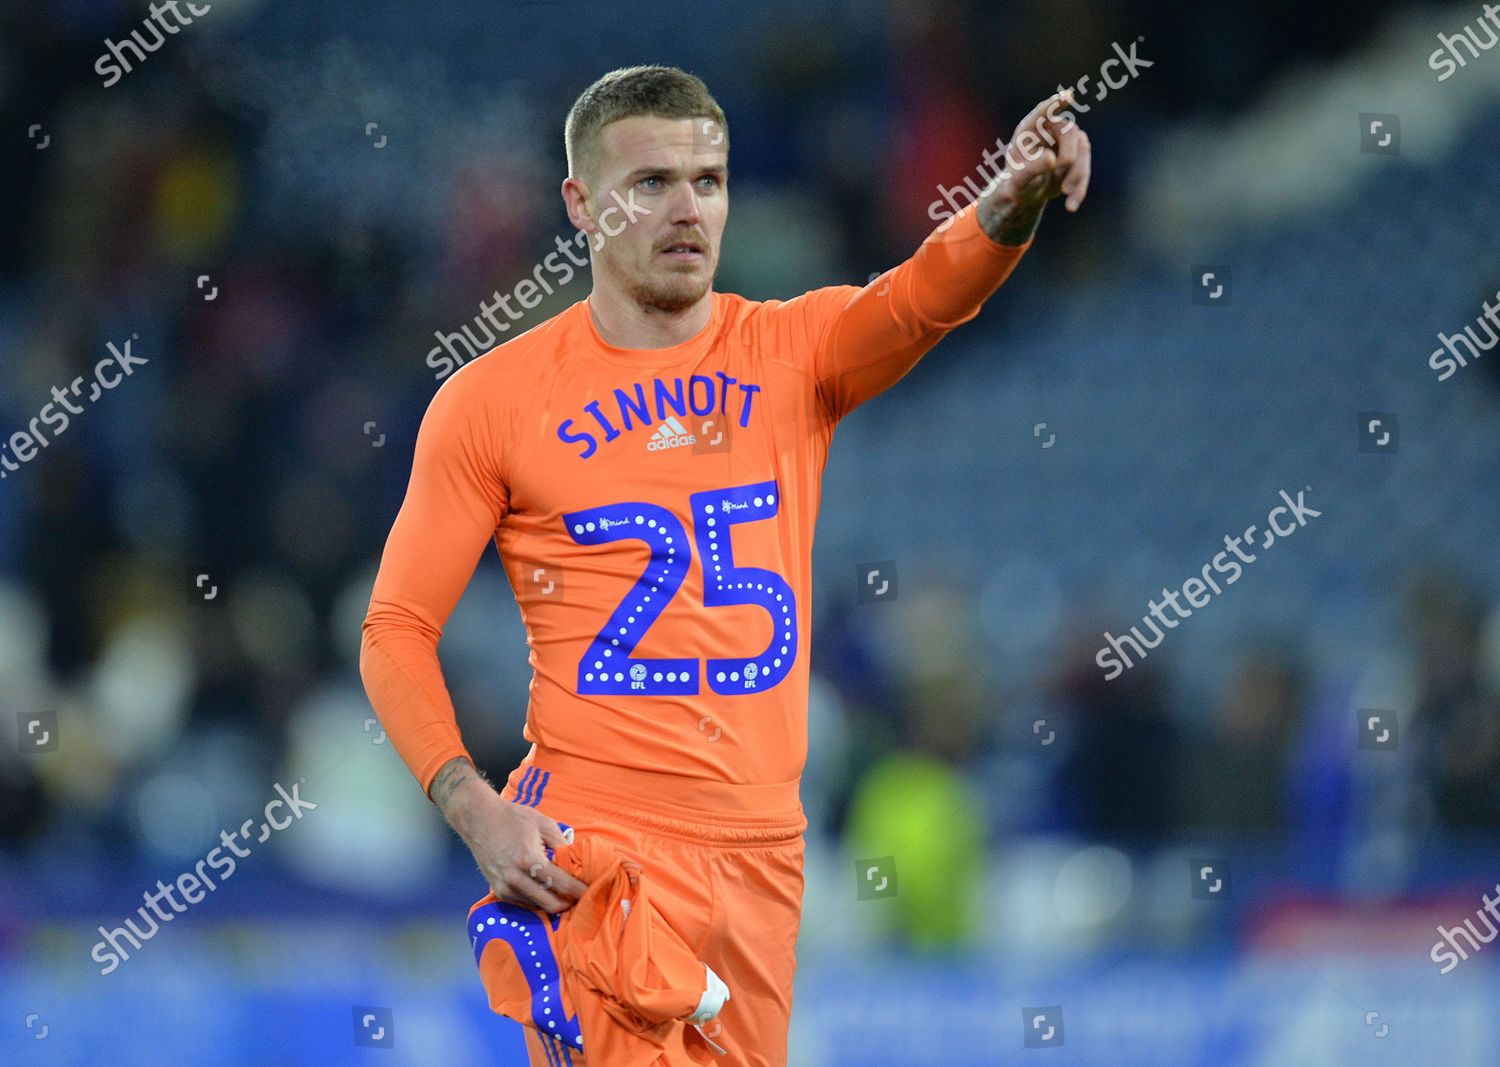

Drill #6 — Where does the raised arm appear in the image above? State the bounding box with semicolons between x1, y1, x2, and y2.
812;90;1091;423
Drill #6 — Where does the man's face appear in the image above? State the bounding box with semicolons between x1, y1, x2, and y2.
585;115;727;313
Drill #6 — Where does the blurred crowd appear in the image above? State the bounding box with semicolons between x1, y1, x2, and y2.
2;0;1497;960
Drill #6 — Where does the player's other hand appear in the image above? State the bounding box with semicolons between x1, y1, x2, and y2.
440;769;589;913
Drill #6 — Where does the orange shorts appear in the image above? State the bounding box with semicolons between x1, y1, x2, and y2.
486;744;807;1067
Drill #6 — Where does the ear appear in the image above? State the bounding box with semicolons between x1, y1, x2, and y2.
562;176;599;239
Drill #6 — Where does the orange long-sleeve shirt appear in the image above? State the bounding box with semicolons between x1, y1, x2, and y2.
360;203;1029;796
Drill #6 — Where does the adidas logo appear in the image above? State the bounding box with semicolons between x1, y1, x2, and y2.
647;415;696;452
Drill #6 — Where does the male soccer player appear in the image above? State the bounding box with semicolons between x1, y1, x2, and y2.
361;65;1089;1066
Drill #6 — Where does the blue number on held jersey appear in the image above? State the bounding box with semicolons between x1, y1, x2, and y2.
564;480;797;697
563;501;698;695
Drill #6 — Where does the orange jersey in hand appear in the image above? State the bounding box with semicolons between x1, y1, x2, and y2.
360;204;1029;795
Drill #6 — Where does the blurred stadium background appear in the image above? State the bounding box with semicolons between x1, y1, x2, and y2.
4;0;1500;1063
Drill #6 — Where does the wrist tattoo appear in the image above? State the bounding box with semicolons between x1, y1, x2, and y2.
979;196;1044;246
431;757;480;811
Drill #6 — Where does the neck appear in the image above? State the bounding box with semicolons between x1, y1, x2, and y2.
587;275;712;349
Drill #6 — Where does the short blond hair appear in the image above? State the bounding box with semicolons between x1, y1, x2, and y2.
565;65;729;182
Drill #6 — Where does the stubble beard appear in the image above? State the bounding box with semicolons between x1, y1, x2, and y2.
626;252;715;314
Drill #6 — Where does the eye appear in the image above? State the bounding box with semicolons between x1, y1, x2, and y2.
637;176;663;191
696;174;722;190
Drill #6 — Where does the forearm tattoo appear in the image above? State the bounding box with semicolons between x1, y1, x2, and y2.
430;757;480;811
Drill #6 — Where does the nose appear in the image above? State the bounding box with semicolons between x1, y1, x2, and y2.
667;180;702;227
